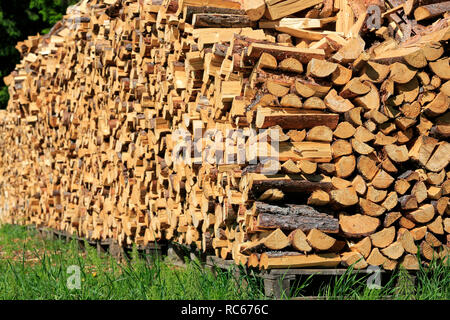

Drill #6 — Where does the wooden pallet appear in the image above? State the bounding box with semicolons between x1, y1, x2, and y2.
206;255;417;299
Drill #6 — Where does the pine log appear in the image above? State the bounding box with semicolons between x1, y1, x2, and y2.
254;202;339;233
339;214;380;237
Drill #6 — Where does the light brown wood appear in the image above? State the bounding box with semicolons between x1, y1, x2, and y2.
339;214;380;237
381;241;404;260
399;230;418;254
407;203;435;224
306;229;336;251
288;229;312;252
367;248;388;266
341;251;368;269
370;227;396;248
330;188;359;206
349;237;372;259
307;189;330;206
324;89;355;113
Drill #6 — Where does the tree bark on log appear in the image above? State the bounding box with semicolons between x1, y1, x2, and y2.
249;178;333;197
254;202;339;233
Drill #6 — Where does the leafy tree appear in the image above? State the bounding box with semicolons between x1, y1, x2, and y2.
0;0;76;108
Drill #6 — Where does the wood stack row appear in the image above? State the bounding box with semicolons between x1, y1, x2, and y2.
0;0;449;270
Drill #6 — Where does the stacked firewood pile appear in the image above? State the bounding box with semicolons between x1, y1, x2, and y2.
0;0;449;270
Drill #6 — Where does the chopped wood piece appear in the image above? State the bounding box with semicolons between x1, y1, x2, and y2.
367;186;387;203
422;41;444;61
370;226;396;248
367;248;388;266
334;122;356;139
424;92;449;117
345;107;363;126
382;192;399;211
408;135;438;166
264;0;323;20
371;170;394;189
257;52;278;69
444;218;450;233
341;251;368;269
339;214;380;237
427;216;444;235
384;144;409;163
361;61;390;83
357;155;379;181
332;177;352;190
307;229;336;251
400;101;421;119
352;175;367;195
399;195;418;211
349;236;372;258
193;14;256;28
398;77;420;103
298;159;317;174
281;159;301;174
399;217;416;230
399;229;418;255
330;187;359;206
267;80;290;97
324;89;355;113
381;157;398;174
354;82;380;111
288;229;312;252
411;226;428;241
411;181;427;204
384;211;402;227
425;142;450;172
263;228;291;250
243;0;267;21
335;155;356;178
303;97;326;110
375;132;397;146
280;94;303;108
360;198;386;217
340;78;370;99
425;231;442;247
331;65;353;86
407;204;435;224
420;240;436;260
287;129;306;142
306;126;333;142
279;57;303;73
307;58;338;78
332;140;353;158
381;241;404;259
401;254;420;270
389;62;417;84
307;189;330;206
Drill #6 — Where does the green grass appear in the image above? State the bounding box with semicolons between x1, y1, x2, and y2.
0;224;265;299
0;224;448;300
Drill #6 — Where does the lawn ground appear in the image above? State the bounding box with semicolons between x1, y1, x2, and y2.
0;224;448;300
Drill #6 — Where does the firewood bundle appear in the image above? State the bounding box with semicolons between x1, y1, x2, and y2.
0;0;449;270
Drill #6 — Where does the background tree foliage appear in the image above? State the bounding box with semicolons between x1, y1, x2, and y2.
0;0;76;108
